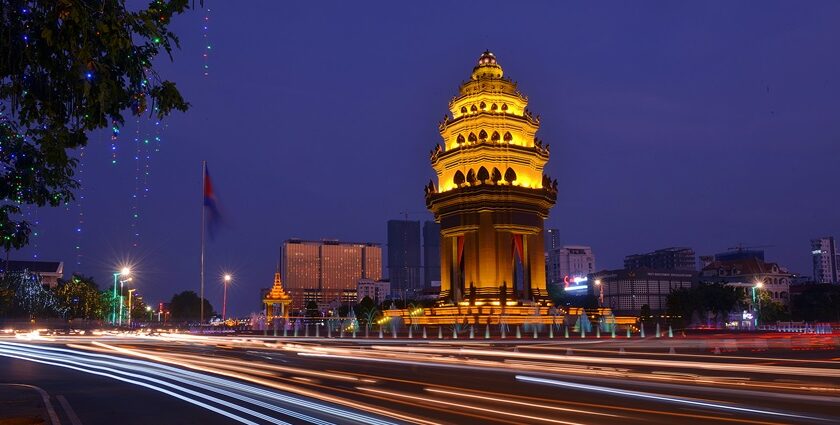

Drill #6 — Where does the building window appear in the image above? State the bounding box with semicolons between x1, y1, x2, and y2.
503;131;513;142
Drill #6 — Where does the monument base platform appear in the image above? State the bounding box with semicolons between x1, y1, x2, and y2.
382;305;636;326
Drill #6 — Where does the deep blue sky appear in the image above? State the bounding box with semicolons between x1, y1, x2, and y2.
16;1;840;315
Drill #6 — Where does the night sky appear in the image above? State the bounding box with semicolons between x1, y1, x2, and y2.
15;1;840;316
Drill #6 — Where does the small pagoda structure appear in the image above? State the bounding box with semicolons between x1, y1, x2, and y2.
263;268;292;321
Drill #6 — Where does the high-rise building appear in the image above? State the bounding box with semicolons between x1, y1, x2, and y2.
544;228;560;252
387;220;422;298
811;237;839;284
282;239;382;310
547;246;595;287
423;221;441;290
424;51;557;306
592;269;695;315
624;247;696;272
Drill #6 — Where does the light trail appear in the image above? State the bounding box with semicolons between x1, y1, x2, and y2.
423;387;619;418
515;375;826;422
0;341;399;425
357;386;588;425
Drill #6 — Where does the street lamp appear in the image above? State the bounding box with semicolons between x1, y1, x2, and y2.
127;288;136;327
594;279;603;308
112;268;130;325
146;305;153;321
118;276;132;326
752;281;765;328
222;274;232;321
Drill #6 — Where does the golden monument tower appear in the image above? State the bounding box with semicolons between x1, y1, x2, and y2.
425;51;557;308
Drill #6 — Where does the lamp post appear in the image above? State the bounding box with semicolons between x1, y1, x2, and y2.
752;281;764;328
594;279;603;308
112;267;130;326
127;288;136;327
146;305;153;321
222;274;232;321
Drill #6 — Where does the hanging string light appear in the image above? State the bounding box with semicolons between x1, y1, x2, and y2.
202;6;211;77
75;146;86;266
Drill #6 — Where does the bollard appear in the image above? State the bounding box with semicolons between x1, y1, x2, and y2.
640;326;646;338
549;326;554;339
379;327;383;339
655;323;660;338
581;327;586;339
408;327;413;339
501;325;507;339
453;327;458;339
485;325;491;339
283;326;288;338
438;327;443;339
626;327;631;338
668;325;673;338
422;326;427;339
305;324;310;338
596;327;601;338
294;326;299;337
315;324;320;338
340;328;344;339
564;326;569;339
469;326;474;339
611;327;616;339
353;327;357;338
516;326;522;339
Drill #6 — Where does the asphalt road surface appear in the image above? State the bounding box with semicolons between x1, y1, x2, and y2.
1;331;838;425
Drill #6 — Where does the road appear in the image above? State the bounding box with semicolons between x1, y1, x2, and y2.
1;331;839;424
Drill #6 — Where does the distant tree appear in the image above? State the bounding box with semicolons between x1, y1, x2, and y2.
55;274;103;320
791;285;840;322
304;301;320;318
0;0;192;253
666;287;696;328
169;290;213;321
639;304;652;322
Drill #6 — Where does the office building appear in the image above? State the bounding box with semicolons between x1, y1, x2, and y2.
387;220;422;298
282;239;382;310
357;278;391;304
547;246;595;288
592;268;695;316
811;237;839;284
544;228;560;252
624;247;696;272
422;221;441;290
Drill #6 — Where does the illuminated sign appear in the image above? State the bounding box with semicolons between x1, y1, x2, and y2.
812;250;824;255
563;275;589;291
741;311;753;320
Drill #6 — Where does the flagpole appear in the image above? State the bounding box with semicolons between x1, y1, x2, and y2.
200;160;207;325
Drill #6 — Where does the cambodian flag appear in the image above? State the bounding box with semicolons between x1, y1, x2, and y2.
204;165;222;239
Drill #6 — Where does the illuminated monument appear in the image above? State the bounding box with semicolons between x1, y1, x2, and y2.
383;51;559;325
263;268;292;321
426;50;557;308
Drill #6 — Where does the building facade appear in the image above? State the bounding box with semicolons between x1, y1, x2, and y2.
544;228;560;252
387;220;422;298
422;221;441;290
357;278;391;304
547;246;595;288
811;237;839;284
699;258;792;305
425;51;557;306
282;239;382;310
625;247;696;272
592;268;695;316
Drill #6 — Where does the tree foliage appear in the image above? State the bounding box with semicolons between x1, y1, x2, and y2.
55;273;103;319
169;290;213;321
666;283;748;328
791;285;840;322
0;271;62;318
0;0;191;251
